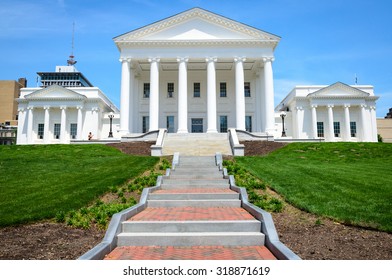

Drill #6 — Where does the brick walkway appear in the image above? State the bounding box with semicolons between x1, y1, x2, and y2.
104;246;276;260
129;207;255;221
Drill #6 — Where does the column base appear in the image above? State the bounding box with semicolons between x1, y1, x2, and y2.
177;129;188;134
206;129;218;133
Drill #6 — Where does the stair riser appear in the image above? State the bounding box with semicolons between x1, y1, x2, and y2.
169;174;223;179
122;221;261;233
117;234;265;247
147;200;241;207
161;184;229;189
148;193;239;200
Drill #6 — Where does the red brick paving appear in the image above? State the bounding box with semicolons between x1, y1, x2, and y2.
129;207;255;221
104;245;276;260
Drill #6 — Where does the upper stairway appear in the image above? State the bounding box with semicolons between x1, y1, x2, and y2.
162;133;232;156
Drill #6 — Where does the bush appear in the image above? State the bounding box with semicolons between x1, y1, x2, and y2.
223;159;283;213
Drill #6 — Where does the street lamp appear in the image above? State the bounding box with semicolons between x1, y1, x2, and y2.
280;112;287;137
108;114;114;138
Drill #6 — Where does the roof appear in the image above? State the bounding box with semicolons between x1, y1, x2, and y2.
114;7;280;49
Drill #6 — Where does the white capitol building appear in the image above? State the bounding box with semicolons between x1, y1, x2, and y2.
17;8;379;149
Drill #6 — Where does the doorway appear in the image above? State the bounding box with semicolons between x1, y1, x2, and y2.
191;118;203;133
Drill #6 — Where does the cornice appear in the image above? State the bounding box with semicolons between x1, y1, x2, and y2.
116;39;278;48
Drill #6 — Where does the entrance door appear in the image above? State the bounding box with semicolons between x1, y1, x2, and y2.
191;118;203;133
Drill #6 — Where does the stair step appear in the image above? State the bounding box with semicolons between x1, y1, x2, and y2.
169;174;223;179
147;199;241;207
162;179;228;185
148;193;239;200
122;220;261;233
117;232;265;246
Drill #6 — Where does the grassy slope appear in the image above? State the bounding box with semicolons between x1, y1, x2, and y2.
236;143;392;232
0;145;158;226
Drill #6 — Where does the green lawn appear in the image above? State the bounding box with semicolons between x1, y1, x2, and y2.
236;143;392;232
0;145;158;226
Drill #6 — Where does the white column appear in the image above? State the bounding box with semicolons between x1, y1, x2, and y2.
263;57;275;134
370;106;377;142
119;58;130;134
295;106;304;138
234;57;246;130
77;106;83;140
44;106;50;144
311;105;318;139
91;107;99;138
327;105;334;141
60;106;67;143
27;107;34;144
206;57;218;133
360;104;368;141
16;108;26;144
177;57;188;133
256;68;265;132
148;58;160;131
343;105;351;141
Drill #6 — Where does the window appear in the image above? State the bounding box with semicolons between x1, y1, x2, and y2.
54;123;61;139
191;118;203;133
220;82;227;97
70;123;77;139
166;116;174;133
38;123;44;139
220;116;228;133
245;116;252;132
167;83;174;98
317;122;324;138
143;83;150;98
244;82;251;97
350;121;357;137
142;116;149;133
193;82;200;97
333;122;340;137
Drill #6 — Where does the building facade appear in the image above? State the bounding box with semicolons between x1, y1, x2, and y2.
16;66;119;144
0;78;26;126
115;8;279;135
275;82;379;142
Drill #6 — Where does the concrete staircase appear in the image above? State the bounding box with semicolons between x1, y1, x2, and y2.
117;156;265;247
162;133;232;156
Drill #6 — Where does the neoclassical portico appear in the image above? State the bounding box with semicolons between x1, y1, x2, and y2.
276;82;379;142
115;8;280;135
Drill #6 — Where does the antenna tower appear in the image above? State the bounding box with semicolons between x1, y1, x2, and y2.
67;22;77;66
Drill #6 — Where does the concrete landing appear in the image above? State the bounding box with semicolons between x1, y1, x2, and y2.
162;133;232;156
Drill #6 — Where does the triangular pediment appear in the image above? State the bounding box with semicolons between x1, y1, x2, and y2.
308;82;370;98
114;7;280;42
25;85;86;100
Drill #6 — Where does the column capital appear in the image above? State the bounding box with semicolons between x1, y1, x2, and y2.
43;106;51;110
262;57;275;63
119;57;131;63
76;106;84;110
148;57;160;63
27;106;34;110
295;106;303;111
177;57;189;63
327;104;334;108
92;107;100;112
18;108;26;112
206;56;217;63
234;56;246;63
60;106;67;110
360;104;367;108
369;106;376;110
343;104;351;108
310;104;318;109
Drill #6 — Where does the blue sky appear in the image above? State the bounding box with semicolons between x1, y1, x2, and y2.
1;0;391;117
